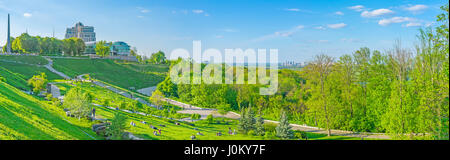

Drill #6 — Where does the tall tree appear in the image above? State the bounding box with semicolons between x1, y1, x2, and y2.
64;88;92;120
276;110;293;139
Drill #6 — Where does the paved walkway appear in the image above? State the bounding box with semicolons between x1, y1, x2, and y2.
42;57;391;139
43;57;71;79
136;86;157;96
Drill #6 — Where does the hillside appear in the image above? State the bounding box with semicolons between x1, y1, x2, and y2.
0;81;98;140
51;58;169;89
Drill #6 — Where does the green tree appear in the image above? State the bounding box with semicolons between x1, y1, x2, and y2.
276;110;293;140
95;40;111;57
106;112;128;140
255;109;265;136
64;88;92;120
27;73;48;95
149;51;167;64
150;90;165;109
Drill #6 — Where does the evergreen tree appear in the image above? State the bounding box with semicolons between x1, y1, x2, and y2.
106;112;128;140
276;110;293;140
255;109;265;136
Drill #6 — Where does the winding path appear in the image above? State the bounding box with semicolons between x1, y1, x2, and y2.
42;57;391;139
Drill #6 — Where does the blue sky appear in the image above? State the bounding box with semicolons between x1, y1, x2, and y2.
0;0;446;62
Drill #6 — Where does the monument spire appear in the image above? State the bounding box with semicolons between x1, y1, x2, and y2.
7;13;11;54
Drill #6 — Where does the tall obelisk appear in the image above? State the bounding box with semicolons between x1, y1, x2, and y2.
7;13;11;54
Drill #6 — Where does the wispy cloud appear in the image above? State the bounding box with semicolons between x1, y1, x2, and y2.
361;9;394;18
335;11;344;15
253;25;305;42
404;22;422;27
341;38;364;43
221;28;238;33
348;5;365;12
215;35;224;39
23;13;32;18
285;8;300;12
309;40;330;43
314;26;326;30
378;17;415;26
327;23;347;29
192;9;204;14
137;7;150;13
404;4;428;13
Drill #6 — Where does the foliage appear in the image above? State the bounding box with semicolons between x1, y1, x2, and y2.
276;110;293;139
148;51;167;64
27;72;48;95
63;87;92;120
62;37;85;56
95;41;111;57
106;112;128;140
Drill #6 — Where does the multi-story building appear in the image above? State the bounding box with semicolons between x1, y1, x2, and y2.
65;22;96;42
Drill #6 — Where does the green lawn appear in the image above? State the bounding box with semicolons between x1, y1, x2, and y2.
0;61;62;82
51;58;169;89
0;81;99;140
0;55;49;65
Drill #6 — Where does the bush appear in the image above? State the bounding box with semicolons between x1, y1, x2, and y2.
247;130;255;136
295;131;308;140
207;114;214;124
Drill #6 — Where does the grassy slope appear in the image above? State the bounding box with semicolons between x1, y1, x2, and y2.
0;61;62;90
0;55;49;65
51;58;169;89
0;82;98;140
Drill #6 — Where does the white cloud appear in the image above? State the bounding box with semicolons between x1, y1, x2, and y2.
378;17;415;26
285;8;300;12
341;38;364;43
137;15;144;18
140;9;150;13
405;4;428;12
361;9;394;18
296;25;305;29
327;23;347;29
215;35;224;39
23;13;32;18
404;22;422;27
335;11;344;15
253;25;305;42
348;5;365;12
314;26;326;30
192;10;204;14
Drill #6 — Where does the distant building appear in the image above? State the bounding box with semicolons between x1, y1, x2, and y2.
65;22;96;42
84;41;131;56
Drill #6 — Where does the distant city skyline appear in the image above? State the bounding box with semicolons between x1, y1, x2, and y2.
0;0;445;62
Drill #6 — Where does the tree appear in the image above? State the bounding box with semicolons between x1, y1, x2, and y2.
149;51;167;64
12;33;39;54
238;106;256;134
310;54;334;136
276;110;293;140
191;113;201;122
95;40;111;57
150;90;165;109
106;112;128;140
63;37;85;56
27;73;48;95
255;109;265;136
206;114;214;124
64;88;92;120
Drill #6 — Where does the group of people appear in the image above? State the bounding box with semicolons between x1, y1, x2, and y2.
228;127;236;135
129;121;163;136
